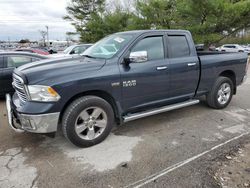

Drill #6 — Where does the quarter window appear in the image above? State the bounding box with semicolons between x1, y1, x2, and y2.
131;36;164;61
168;35;190;58
7;56;32;67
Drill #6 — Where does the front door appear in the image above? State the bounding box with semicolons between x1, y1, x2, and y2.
119;33;170;112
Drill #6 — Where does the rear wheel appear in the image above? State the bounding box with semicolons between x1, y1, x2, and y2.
207;77;233;109
62;96;114;147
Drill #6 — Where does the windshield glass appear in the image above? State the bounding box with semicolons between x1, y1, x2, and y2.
82;34;134;59
63;46;75;54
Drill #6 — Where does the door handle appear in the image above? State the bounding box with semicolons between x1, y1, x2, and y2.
156;66;168;71
187;63;197;67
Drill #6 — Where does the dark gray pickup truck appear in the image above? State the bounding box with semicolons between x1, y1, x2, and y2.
6;30;249;147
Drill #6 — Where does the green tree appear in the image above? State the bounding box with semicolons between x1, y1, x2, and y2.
176;0;250;44
64;0;105;42
65;0;250;45
133;0;177;29
19;39;30;44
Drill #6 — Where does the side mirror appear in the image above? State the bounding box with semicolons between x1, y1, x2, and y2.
70;50;75;55
124;51;148;64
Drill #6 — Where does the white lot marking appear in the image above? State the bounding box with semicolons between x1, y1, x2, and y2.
42;134;142;172
202;133;224;142
202;137;217;142
124;132;249;188
0;147;37;188
171;140;179;146
223;124;246;134
214;133;224;140
224;110;247;122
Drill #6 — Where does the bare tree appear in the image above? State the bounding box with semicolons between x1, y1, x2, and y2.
39;30;47;47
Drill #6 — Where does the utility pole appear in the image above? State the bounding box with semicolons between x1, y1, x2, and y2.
8;37;10;47
45;26;49;47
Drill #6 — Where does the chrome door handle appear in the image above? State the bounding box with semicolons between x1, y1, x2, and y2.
187;63;197;67
156;66;168;70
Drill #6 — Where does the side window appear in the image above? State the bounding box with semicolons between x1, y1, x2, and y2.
168;35;190;58
0;56;3;68
131;36;164;61
71;47;79;54
78;46;87;54
7;56;32;68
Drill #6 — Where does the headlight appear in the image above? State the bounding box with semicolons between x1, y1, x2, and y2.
27;85;61;102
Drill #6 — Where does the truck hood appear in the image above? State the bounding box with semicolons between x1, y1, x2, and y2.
16;56;106;85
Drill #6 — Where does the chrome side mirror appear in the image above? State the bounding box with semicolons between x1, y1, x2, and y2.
129;51;148;63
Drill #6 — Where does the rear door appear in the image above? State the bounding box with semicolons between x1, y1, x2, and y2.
2;55;33;94
120;33;170;112
167;34;200;101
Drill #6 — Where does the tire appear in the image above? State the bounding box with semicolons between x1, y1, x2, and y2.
206;76;233;109
62;96;114;147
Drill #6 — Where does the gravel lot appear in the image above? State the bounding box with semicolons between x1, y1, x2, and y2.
0;70;249;188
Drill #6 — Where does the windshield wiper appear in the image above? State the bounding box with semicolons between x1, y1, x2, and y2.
82;54;96;59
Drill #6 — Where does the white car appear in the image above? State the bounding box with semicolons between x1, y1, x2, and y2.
216;44;245;53
241;45;250;54
50;44;92;58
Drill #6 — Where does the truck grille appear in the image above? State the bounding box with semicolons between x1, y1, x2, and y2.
13;74;28;103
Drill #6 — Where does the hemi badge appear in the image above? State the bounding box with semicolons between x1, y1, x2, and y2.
111;82;120;87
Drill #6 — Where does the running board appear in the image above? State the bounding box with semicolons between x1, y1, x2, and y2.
123;99;200;123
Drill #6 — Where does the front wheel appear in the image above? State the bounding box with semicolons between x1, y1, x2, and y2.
206;77;233;109
62;96;114;147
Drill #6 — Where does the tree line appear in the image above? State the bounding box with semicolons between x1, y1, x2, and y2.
64;0;250;45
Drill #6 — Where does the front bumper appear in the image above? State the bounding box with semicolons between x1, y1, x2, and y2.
6;94;59;133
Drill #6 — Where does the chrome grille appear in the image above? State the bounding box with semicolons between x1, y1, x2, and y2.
13;74;28;103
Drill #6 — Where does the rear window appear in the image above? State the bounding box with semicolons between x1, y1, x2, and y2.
168;35;190;58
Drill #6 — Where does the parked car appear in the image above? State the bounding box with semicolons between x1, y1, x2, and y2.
0;52;48;96
241;45;250;54
208;44;216;51
6;30;249;147
50;44;92;58
32;47;57;54
15;48;50;55
216;44;245;53
195;44;205;51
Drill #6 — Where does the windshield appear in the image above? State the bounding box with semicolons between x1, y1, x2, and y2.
63;46;75;54
82;34;134;59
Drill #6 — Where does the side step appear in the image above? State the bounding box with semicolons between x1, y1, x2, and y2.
123;99;200;123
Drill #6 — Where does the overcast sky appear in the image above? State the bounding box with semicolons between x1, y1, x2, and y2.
0;0;75;41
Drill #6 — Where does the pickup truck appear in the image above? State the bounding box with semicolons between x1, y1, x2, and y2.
6;30;249;147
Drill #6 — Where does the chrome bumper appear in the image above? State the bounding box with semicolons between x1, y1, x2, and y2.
5;94;59;133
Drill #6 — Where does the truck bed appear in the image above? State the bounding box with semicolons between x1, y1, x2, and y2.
197;51;248;95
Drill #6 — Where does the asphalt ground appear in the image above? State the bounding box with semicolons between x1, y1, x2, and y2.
0;70;249;188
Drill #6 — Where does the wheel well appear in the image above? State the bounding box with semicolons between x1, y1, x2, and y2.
219;70;236;94
59;90;121;124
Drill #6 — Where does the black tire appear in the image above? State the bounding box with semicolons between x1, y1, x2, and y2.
206;76;234;109
62;96;114;147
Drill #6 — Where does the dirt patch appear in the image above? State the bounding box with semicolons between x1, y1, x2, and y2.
214;143;250;188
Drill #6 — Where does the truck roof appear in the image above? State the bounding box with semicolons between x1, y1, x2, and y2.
116;29;191;36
